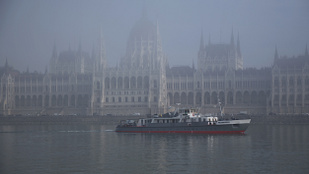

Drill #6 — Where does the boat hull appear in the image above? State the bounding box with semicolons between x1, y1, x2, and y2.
115;120;250;134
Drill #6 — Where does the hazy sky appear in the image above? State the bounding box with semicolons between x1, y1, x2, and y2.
1;0;308;72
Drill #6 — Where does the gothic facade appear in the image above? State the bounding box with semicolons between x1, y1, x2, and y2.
1;16;309;116
271;47;309;114
197;31;243;71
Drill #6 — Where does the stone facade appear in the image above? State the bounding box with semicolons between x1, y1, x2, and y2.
1;16;309;116
270;47;309;114
197;31;243;71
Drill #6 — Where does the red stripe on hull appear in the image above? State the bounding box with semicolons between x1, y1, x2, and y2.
116;130;245;134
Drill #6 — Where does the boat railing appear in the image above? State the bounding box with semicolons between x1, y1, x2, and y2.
118;120;136;127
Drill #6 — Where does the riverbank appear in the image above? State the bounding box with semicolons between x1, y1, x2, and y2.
0;115;142;125
250;114;309;125
0;115;309;125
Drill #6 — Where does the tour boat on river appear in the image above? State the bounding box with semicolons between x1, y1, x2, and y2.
115;108;251;134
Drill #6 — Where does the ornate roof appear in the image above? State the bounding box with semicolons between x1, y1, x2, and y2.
166;66;195;77
205;44;232;58
127;16;156;43
274;55;309;69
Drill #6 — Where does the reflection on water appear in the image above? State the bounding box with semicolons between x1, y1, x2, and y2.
0;124;308;173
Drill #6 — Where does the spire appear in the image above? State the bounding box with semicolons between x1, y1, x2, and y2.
274;45;279;61
91;42;95;59
99;26;106;69
52;42;57;58
78;38;82;53
208;33;211;45
237;32;241;56
199;30;204;51
192;58;195;70
305;44;308;56
155;19;162;50
198;29;205;59
5;58;8;68
156;19;160;38
4;58;10;74
230;28;235;46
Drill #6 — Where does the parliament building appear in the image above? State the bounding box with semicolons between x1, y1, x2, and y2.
1;15;309;116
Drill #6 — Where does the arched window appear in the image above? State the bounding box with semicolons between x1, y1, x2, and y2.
211;92;218;105
274;76;279;87
154;80;157;88
188;92;194;104
118;77;123;89
111;77;116;89
196;92;202;105
137;76;143;89
236;91;242;104
124;77;129;89
204;92;210;105
281;77;287;87
174;92;180;103
289;76;294;87
130;77;136;89
181;92;187;105
96;81;100;89
243;91;250;104
144;76;149;89
105;77;110;89
297;76;302;86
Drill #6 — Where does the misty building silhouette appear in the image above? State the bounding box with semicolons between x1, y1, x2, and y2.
197;30;243;71
1;15;309;116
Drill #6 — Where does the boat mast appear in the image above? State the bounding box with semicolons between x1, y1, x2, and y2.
218;98;223;117
174;103;181;115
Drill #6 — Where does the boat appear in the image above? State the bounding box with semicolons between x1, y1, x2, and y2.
115;108;251;134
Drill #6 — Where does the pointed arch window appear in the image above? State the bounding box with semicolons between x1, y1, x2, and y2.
297;76;302;86
154;80;157;88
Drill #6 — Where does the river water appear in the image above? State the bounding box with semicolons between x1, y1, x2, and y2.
0;124;308;174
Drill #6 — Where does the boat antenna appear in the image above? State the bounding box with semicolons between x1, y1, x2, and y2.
218;98;223;118
174;103;181;116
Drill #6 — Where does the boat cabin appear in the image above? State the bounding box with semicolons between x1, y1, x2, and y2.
177;108;200;118
135;116;219;127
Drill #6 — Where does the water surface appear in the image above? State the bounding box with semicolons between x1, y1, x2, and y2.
0;124;308;174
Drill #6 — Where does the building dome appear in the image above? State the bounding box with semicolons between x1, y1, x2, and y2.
128;16;156;42
121;14;163;70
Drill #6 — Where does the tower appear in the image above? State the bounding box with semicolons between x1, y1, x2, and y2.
197;29;243;71
49;43;57;74
114;13;168;114
236;32;243;69
197;30;205;68
95;28;107;72
120;14;165;70
274;45;279;63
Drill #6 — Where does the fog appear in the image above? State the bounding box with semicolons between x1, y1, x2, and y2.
0;0;308;72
